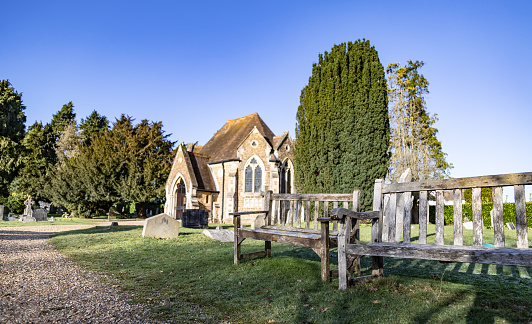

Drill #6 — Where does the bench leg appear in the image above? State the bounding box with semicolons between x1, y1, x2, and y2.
234;217;241;264
320;221;330;282
265;241;271;258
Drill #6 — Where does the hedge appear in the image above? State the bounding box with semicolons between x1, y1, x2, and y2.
429;202;532;228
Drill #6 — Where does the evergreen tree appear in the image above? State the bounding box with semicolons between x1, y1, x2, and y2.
0;80;26;197
387;61;452;182
114;116;174;218
17;122;52;201
295;40;389;210
79;110;109;145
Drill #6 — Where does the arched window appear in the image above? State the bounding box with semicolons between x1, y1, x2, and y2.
244;158;262;193
279;159;292;194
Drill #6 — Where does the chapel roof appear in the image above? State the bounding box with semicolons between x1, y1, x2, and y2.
200;112;275;163
188;152;217;191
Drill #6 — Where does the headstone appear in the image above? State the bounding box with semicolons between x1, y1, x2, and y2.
142;213;179;239
7;214;16;221
49;216;55;222
0;204;4;217
24;196;34;217
22;216;36;223
203;229;234;242
181;209;209;229
33;209;48;222
463;221;474;230
506;222;516;230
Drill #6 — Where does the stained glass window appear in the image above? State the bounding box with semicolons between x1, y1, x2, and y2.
254;166;262;193
245;166;253;192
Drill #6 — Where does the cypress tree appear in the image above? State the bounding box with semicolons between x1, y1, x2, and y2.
295;39;389;210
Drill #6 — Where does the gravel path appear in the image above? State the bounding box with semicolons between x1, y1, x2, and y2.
0;225;158;323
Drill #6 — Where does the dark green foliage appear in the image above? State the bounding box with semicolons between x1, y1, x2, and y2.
0;80;26;142
431;202;532;228
49;115;174;218
295;40;389;210
17;122;54;201
79;110;109;145
463;187;493;204
0;80;26;197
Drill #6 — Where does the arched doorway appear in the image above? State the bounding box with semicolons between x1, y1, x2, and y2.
175;179;186;219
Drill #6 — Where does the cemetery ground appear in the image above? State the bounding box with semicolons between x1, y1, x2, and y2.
40;222;532;323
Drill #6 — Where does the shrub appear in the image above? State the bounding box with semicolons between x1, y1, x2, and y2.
6;192;27;214
429;202;532;228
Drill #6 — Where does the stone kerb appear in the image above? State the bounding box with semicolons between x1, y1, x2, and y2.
142;213;180;239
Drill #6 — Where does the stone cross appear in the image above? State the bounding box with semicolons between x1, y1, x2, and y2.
24;196;34;217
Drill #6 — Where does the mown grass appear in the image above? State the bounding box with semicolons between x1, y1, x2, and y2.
50;224;532;323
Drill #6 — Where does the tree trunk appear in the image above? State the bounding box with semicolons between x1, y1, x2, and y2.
137;201;147;219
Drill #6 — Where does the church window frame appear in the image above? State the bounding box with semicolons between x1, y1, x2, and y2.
243;156;265;194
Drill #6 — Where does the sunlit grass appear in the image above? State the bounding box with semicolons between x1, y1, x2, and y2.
49;224;532;323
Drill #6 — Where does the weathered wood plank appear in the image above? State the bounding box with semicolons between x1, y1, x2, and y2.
296;199;302;228
234;215;241;264
386;193;397;243
305;200;311;229
289;200;295;227
514;185;529;249
320;218;330;282
472;187;483;246
338;216;351;290
230;210;269;216
239;229;323;249
324;201;329;222
453;189;463;246
382;172;532;193
403;192;412;243
395;192;405;243
272;193;355;201
332;201;339;232
419;191;428;244
436;190;445;245
314;201;319;230
271;199;279;225
372;179;384;276
330;208;381;220
492;186;505;247
346;243;532;268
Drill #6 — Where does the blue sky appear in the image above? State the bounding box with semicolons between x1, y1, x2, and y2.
2;1;531;191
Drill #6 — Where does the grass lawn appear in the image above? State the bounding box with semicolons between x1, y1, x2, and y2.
50;224;532;323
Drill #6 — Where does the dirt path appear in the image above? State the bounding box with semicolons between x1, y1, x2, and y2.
0;224;159;323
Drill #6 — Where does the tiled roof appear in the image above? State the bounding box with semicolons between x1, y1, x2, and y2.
200;112;275;163
188;152;217;191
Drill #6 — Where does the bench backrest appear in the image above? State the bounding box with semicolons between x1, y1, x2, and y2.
266;190;360;231
375;171;531;248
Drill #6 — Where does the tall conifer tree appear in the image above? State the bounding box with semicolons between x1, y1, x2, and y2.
295;39;389;210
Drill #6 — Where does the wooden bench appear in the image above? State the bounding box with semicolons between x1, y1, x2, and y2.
333;171;532;289
231;190;360;281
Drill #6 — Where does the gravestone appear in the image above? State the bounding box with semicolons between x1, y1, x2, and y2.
33;209;48;222
22;216;36;223
506;222;516;230
463;221;474;230
142;213;179;239
24;196;34;217
203;229;234;242
181;209;209;229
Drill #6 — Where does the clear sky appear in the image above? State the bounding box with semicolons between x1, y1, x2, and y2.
2;1;531;192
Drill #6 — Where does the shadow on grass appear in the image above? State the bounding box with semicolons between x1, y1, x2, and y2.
51;225;142;238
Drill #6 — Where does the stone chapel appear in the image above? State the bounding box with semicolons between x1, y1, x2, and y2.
164;113;295;224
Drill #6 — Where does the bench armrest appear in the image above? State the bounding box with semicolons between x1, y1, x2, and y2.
330;208;381;220
230;210;269;217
